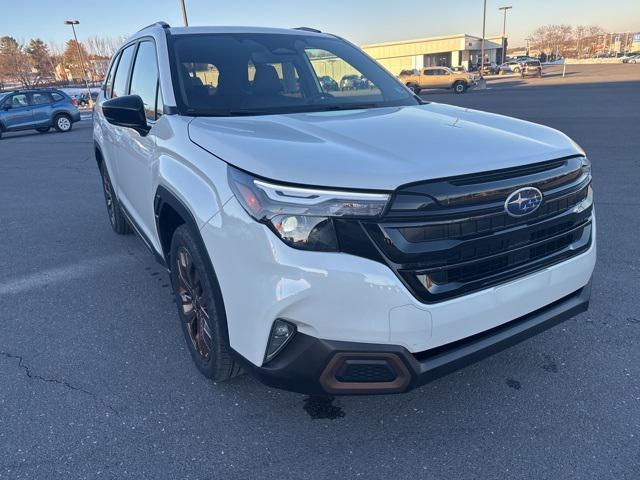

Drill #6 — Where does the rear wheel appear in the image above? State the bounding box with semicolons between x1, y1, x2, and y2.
54;114;72;132
513;66;521;73
36;127;50;133
453;81;467;94
100;164;131;235
410;84;421;95
169;225;241;382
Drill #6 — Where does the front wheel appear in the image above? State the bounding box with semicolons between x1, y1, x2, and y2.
513;67;521;73
169;225;241;382
54;114;72;133
453;81;467;94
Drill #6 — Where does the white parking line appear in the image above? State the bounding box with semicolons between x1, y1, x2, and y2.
0;254;129;296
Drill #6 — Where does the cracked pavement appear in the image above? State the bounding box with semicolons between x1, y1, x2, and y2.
0;65;639;479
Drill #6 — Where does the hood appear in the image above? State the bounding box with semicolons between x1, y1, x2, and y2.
188;103;583;191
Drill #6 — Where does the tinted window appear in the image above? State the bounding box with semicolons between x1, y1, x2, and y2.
31;92;51;105
8;94;29;107
130;41;159;120
112;44;136;98
170;33;417;116
51;92;65;102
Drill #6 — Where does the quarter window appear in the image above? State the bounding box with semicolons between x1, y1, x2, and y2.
129;41;160;120
155;82;164;119
51;93;64;102
111;44;136;98
103;54;119;98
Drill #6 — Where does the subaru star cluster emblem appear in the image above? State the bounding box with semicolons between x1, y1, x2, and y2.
505;187;543;217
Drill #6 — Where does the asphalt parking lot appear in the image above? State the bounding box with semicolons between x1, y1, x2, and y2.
1;64;639;479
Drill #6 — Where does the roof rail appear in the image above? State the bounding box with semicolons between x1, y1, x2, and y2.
294;27;322;33
138;21;171;33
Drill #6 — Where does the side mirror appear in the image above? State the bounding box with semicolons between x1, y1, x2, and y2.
102;95;150;136
2;104;11;111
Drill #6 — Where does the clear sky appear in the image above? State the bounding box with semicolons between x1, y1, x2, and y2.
2;0;639;48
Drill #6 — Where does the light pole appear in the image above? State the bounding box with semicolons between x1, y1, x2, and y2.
64;20;93;108
498;6;512;65
479;0;487;79
179;0;189;26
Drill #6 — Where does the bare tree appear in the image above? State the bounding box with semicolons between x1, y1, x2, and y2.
86;35;126;59
529;24;608;58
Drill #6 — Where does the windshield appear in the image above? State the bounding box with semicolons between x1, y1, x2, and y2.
170;33;420;116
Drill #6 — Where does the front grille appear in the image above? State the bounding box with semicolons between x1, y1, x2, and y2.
335;360;398;383
362;156;593;303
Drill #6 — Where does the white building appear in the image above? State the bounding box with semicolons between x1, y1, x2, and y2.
361;34;506;74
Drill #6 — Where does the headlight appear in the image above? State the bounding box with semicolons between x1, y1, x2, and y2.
228;166;390;251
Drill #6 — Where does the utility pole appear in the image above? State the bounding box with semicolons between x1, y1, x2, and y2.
180;0;189;26
64;20;93;108
480;0;487;80
498;6;512;65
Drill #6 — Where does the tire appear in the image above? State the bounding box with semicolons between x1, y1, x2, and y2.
169;224;241;382
100;163;131;235
513;67;520;73
36;127;50;133
411;84;421;95
453;81;467;94
53;114;72;132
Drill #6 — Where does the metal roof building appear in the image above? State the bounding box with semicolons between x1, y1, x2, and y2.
361;34;505;75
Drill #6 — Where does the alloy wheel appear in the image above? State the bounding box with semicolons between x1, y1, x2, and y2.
57;116;71;131
102;172;116;226
175;247;213;360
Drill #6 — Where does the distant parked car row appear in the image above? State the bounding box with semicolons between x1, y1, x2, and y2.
0;88;81;139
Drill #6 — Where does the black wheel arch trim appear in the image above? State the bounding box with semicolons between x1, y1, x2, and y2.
154;184;233;346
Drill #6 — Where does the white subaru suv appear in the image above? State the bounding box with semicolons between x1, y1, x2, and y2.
94;22;595;395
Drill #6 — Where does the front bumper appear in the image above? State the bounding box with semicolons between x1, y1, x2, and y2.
240;282;591;395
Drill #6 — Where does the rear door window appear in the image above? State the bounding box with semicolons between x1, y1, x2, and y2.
111;44;136;98
31;92;52;105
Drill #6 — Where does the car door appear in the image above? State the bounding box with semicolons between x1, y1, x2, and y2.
433;69;451;88
112;39;162;247
30;92;54;126
420;69;434;88
1;94;33;129
101;43;136;201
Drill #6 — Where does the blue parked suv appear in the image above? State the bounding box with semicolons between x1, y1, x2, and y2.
0;89;81;139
